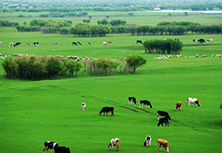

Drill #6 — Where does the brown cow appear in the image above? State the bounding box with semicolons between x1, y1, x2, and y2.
175;101;182;111
157;139;170;152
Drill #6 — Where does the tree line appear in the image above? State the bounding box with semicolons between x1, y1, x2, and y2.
143;39;183;55
2;54;146;80
1;0;222;13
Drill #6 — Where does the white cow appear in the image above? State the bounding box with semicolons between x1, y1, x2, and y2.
81;102;86;111
103;41;107;46
187;97;201;107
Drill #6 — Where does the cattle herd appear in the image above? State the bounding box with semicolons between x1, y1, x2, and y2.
44;96;201;152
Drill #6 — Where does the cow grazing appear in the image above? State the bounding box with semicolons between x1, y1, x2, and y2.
128;97;136;105
158;117;169;127
27;42;30;46
175;101;182;111
99;107;114;116
193;39;195;42
14;42;22;47
72;42;77;46
54;146;71;153
108;41;112;44
157;110;171;120
0;41;2;45
54;42;57;45
33;42;39;46
81;102;86;111
103;41;107;46
77;41;81;45
157;139;170;152
198;39;205;44
206;39;213;43
136;40;143;44
144;135;152;146
139;100;152;108
43;141;58;153
187;98;201;106
108;138;120;151
9;43;14;47
175;38;179;41
88;42;91;46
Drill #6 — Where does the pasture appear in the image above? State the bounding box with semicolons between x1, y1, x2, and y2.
0;27;222;153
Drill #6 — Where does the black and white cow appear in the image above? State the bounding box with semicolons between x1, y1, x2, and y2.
33;42;39;46
139;100;152;108
198;39;205;44
54;42;57;45
9;43;14;47
128;97;137;105
136;40;143;44
157;110;171;120
144;135;152;146
77;41;81;45
81;102;86;111
158;117;169;127
14;42;22;47
175;38;179;41
54;146;71;153
99;107;114;116
72;42;77;46
193;39;195;42
43;141;58;152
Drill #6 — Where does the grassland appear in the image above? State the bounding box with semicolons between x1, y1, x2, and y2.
0;12;222;153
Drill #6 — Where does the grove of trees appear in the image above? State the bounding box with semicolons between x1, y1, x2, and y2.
2;54;146;80
143;39;183;54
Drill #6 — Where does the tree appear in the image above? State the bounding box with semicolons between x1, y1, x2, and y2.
126;54;146;73
45;57;63;79
65;60;82;77
184;12;188;16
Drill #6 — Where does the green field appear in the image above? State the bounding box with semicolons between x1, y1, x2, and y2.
0;24;222;153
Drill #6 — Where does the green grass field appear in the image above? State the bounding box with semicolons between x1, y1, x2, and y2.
0;25;222;153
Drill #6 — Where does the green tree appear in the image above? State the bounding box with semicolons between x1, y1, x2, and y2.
45;57;63;79
126;54;146;73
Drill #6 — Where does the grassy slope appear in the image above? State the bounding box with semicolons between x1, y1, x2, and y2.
0;27;222;153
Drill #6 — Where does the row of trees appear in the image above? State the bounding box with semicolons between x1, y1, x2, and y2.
0;20;19;27
97;19;127;26
2;55;82;80
143;39;183;55
1;0;222;13
12;19;222;35
2;54;146;80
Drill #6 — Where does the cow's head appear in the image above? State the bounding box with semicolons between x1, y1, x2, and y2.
165;147;170;152
108;143;112;150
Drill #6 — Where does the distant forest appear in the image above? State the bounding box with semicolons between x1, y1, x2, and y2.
1;0;222;12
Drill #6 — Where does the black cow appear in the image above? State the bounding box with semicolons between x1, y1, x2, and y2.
157;117;169;127
198;39;205;44
139;100;152;108
72;42;77;46
128;97;136;105
193;39;195;42
77;41;81;45
99;107;114;116
157;110;171;120
14;42;22;47
33;42;39;46
175;38;179;41
136;40;143;44
43;141;58;152
54;146;71;153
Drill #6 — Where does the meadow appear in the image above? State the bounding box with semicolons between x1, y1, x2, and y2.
0;13;222;153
